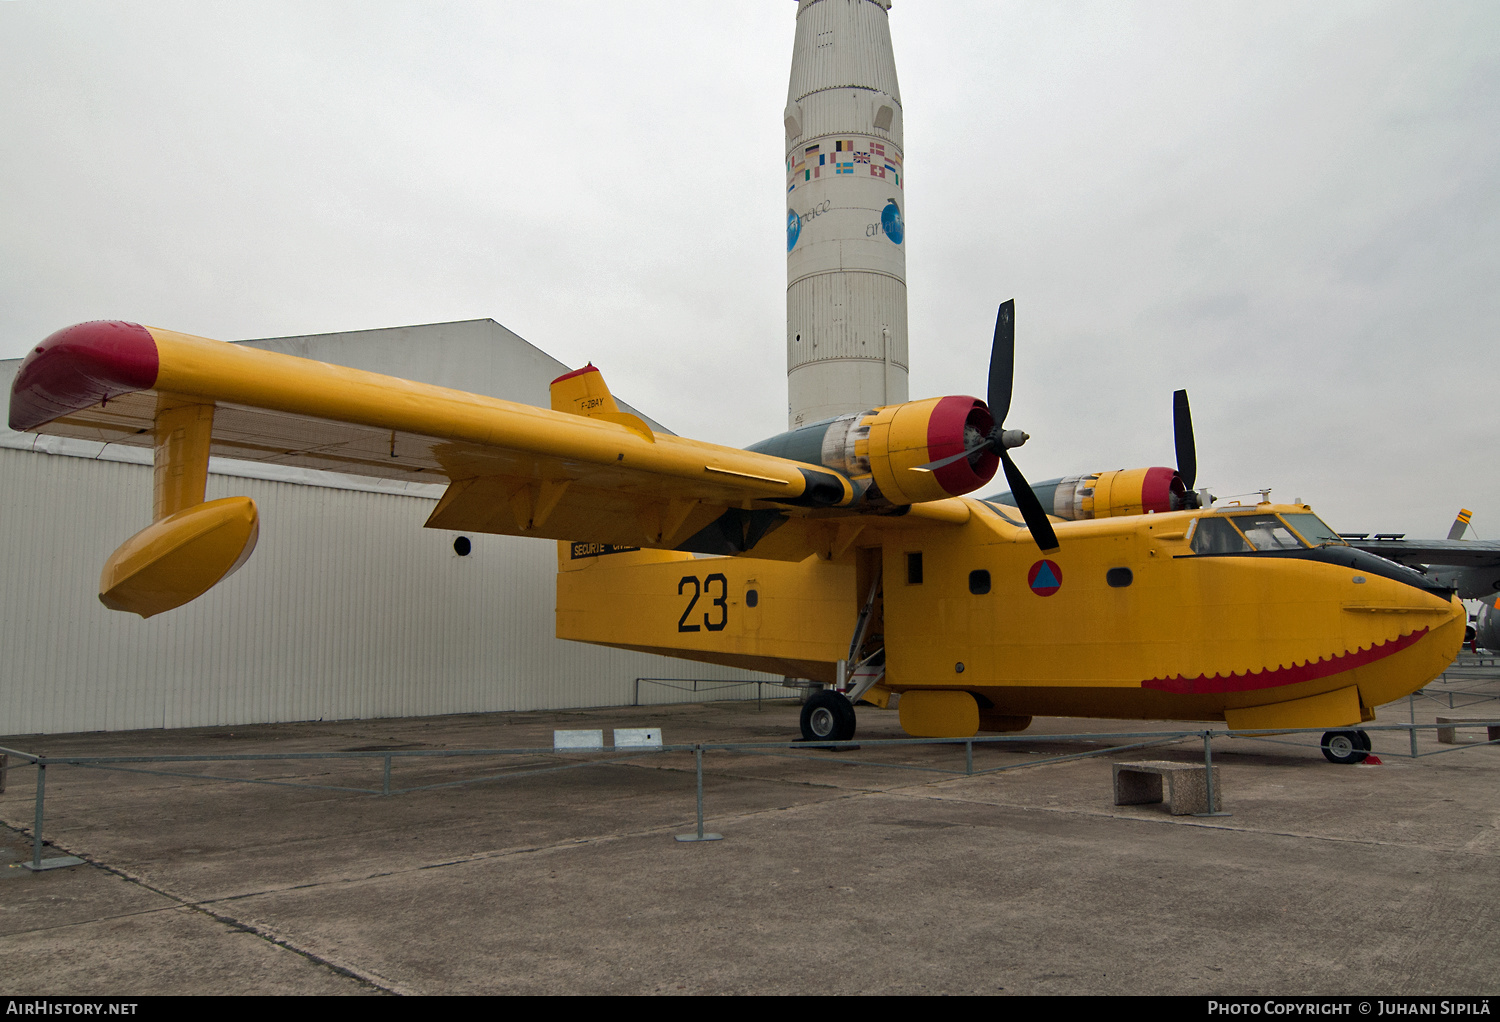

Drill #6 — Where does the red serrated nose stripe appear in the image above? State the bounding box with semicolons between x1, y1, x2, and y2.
8;321;160;431
1143;628;1429;694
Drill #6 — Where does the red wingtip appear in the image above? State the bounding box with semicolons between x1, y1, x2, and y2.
8;321;159;431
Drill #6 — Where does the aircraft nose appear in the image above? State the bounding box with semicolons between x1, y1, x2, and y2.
1278;545;1457;601
1343;586;1468;708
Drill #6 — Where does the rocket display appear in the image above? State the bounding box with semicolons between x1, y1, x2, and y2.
784;0;908;429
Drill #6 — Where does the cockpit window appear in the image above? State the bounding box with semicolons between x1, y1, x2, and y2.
1282;513;1344;547
1231;514;1305;551
1190;516;1253;555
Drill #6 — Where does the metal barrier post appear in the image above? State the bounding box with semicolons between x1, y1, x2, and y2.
1194;730;1231;818
1410;694;1420;758
21;759;83;872
30;762;44;869
675;745;722;843
965;740;973;776
382;755;392;796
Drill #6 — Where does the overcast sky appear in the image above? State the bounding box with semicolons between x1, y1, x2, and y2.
2;1;1496;537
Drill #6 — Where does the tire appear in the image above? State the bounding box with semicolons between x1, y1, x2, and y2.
1321;730;1369;765
800;689;856;742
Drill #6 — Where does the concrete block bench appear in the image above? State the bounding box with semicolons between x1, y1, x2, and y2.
1113;760;1222;815
1434;717;1500;745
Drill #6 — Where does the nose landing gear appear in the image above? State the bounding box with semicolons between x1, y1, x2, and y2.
1321;729;1371;765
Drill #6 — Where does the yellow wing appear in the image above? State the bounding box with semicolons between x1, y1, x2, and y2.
10;321;977;615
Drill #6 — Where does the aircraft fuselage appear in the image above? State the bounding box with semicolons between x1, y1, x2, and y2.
558;501;1465;737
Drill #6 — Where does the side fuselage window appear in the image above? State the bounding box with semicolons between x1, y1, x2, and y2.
906;552;924;585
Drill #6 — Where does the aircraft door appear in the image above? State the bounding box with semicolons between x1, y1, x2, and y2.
852;546;886;664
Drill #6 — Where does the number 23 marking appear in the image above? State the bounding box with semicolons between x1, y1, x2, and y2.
677;574;728;632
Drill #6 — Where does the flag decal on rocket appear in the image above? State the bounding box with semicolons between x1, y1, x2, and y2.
787;137;902;195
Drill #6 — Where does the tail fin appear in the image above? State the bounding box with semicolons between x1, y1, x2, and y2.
1448;508;1473;541
549;365;654;442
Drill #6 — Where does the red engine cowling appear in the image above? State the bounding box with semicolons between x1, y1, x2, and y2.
1049;467;1189;520
743;395;999;506
864;396;997;505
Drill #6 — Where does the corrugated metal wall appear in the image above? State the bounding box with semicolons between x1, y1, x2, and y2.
0;448;772;735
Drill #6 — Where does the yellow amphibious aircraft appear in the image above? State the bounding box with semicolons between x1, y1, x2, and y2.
8;304;1464;763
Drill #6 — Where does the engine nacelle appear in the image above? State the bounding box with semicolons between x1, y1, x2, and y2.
746;395;998;506
1000;468;1198;521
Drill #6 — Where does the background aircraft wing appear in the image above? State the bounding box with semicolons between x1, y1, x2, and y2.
1343;538;1500;569
1343;522;1500;599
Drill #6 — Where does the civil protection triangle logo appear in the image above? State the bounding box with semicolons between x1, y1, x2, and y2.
1028;559;1062;596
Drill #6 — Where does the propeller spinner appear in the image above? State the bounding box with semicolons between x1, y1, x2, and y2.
915;301;1059;552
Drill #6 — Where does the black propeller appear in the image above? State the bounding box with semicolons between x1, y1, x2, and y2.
1171;388;1208;509
915;301;1059;552
1173;389;1196;492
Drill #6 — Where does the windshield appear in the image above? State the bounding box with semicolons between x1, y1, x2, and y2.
1190;516;1252;555
1282;513;1344;547
1231;514;1305;551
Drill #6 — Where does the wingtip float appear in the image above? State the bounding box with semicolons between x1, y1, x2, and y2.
9;323;263;617
99;496;260;619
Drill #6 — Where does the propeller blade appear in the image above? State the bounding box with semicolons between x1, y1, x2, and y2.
1173;389;1197;491
987;300;1016;426
999;448;1059;552
912;439;993;474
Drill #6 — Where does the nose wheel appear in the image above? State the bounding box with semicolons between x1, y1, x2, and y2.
1321;729;1371;765
801;690;857;742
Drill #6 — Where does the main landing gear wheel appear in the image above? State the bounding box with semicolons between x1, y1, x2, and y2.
1321;729;1370;765
801;690;856;742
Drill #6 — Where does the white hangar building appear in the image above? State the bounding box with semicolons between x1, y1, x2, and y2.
0;320;773;736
